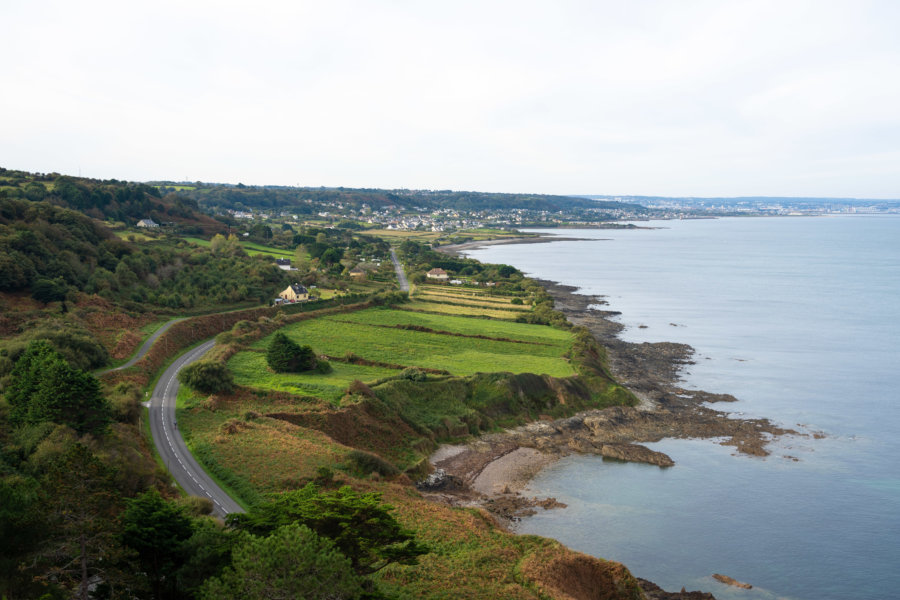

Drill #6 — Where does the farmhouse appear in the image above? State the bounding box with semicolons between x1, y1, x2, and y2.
279;283;309;302
349;266;366;280
426;268;449;281
275;258;292;271
136;218;159;228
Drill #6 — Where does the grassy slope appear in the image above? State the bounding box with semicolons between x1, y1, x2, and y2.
176;287;642;599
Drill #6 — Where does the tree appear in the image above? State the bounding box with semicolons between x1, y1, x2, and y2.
5;340;58;423
200;523;364;600
121;490;194;600
31;277;68;303
41;444;131;600
209;233;227;254
0;473;47;597
320;246;343;266
178;360;235;394
6;340;111;435
266;332;317;373
292;244;310;272
175;519;241;598
228;483;428;575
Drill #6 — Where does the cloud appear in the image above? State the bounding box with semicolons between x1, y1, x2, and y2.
1;0;898;197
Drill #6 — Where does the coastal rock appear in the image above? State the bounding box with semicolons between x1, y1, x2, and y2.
638;579;716;599
599;443;675;467
415;468;464;492
712;574;752;589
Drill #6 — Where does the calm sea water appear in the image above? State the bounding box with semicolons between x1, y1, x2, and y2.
463;216;900;600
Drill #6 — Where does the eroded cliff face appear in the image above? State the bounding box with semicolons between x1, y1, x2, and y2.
518;545;647;600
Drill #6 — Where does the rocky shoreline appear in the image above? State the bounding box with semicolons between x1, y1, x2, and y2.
425;242;819;597
424;273;807;513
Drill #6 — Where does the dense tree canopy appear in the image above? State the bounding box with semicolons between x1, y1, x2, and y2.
200;523;365;600
122;489;194;600
6;340;112;435
228;483;428;575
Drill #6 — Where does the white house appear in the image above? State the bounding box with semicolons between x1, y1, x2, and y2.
136;218;159;228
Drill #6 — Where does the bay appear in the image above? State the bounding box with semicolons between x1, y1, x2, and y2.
462;216;900;600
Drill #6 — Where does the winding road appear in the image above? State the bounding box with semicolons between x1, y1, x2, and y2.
149;339;244;517
115;251;409;518
103;317;244;517
97;317;185;375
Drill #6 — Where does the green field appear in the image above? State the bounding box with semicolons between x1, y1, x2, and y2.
401;301;526;320
233;307;574;399
332;309;570;345
183;236;295;259
416;291;527;308
228;353;398;403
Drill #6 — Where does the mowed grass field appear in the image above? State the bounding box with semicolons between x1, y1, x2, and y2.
228;306;576;403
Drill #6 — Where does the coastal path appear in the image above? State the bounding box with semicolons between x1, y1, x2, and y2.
149;339;244;517
390;248;409;291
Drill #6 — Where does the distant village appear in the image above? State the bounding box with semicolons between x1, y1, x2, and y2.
217;196;900;231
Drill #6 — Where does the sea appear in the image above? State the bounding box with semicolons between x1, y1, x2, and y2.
462;215;900;600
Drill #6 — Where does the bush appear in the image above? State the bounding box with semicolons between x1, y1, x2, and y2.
400;367;427;382
178;360;235;394
266;332;317;373
344;450;400;478
510;297;524;305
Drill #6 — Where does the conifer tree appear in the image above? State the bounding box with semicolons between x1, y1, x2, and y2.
266;332;316;373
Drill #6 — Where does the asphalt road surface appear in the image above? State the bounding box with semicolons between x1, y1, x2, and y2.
390;248;409;291
97;317;185;375
149;340;244;517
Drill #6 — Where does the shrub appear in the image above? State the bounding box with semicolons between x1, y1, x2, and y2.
400;367;427;382
510;297;524;305
266;332;316;373
347;380;375;399
178;360;235;394
344;450;400;478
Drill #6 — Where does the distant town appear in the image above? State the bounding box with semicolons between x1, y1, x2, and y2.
214;192;900;232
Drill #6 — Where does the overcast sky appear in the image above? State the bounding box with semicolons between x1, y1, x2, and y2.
2;1;899;198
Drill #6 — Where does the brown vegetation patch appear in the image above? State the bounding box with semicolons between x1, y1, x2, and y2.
520;547;646;600
267;398;426;467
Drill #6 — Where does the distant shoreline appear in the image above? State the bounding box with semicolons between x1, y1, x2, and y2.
437;234;601;256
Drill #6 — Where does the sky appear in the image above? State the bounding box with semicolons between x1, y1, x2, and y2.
2;0;899;198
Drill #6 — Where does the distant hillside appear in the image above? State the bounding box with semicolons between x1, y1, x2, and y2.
0;196;286;311
154;181;647;214
0;167;224;234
